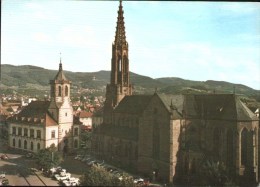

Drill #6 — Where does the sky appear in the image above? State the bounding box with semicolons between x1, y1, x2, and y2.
2;1;260;90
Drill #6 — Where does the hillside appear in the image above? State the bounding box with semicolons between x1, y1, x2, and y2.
1;64;259;110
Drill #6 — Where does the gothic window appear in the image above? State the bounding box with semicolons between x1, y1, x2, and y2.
241;128;248;166
125;144;128;157
226;129;234;167
30;129;35;138
31;142;34;151
51;130;55;138
135;145;138;159
24;128;28;137
13;138;15;147
37;130;41;139
24;140;27;149
118;59;121;72
65;113;67;117
12;127;16;135
65;85;69;96
191;159;196;174
153;122;160;159
37;143;40;150
213;127;221;156
18;127;22;136
18;139;21;148
74;128;79;136
58;86;62;96
74;139;78;148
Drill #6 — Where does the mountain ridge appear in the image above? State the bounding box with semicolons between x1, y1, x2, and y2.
1;64;259;110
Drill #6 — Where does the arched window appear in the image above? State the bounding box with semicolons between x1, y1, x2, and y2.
153;122;160;159
184;157;189;174
31;142;34;151
37;143;40;150
241;128;248;166
58;86;62;96
213;127;221;156
74;139;78;148
18;139;21;148
13;138;15;147
65;85;68;96
227;129;234;167
191;159;196;174
24;140;27;149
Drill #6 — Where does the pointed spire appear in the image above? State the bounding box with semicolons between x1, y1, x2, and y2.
54;53;67;81
114;0;127;46
59;52;62;71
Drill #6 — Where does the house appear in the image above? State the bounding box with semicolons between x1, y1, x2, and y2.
8;61;80;153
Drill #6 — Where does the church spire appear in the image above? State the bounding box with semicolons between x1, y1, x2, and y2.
114;0;127;46
59;52;62;71
55;53;67;81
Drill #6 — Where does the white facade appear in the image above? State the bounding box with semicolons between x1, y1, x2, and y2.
8;62;80;153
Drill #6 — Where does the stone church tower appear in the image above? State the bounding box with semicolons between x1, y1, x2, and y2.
48;59;73;151
103;0;132;124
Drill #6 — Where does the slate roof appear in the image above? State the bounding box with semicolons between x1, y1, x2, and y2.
9;101;58;126
114;95;153;115
183;94;258;121
95;124;138;141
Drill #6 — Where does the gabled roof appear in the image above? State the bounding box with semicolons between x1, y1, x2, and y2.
17;101;50;118
183;94;258;121
114;95;153;115
156;93;184;112
9;101;58;126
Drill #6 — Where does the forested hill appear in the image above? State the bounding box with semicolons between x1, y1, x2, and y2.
1;64;259;110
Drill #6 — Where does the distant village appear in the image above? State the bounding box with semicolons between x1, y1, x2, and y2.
0;92;105;132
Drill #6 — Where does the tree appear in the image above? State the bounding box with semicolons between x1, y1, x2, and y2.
198;159;237;186
79;165;134;187
35;144;63;171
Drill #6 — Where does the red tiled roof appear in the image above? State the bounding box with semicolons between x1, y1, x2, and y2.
79;111;93;118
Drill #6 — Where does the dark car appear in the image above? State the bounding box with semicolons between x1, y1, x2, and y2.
26;153;35;159
0;155;8;160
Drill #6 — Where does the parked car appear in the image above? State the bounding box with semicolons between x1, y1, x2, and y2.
133;177;144;184
25;152;35;158
0;178;9;186
87;159;96;167
55;173;71;181
0;172;5;179
62;179;71;186
69;177;79;186
74;155;83;160
0;155;8;160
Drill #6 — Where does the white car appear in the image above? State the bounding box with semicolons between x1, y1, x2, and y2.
59;173;71;181
62;179;71;186
133;177;144;184
0;173;5;179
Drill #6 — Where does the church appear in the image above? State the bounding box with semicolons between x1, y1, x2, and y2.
8;60;80;153
92;1;259;185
